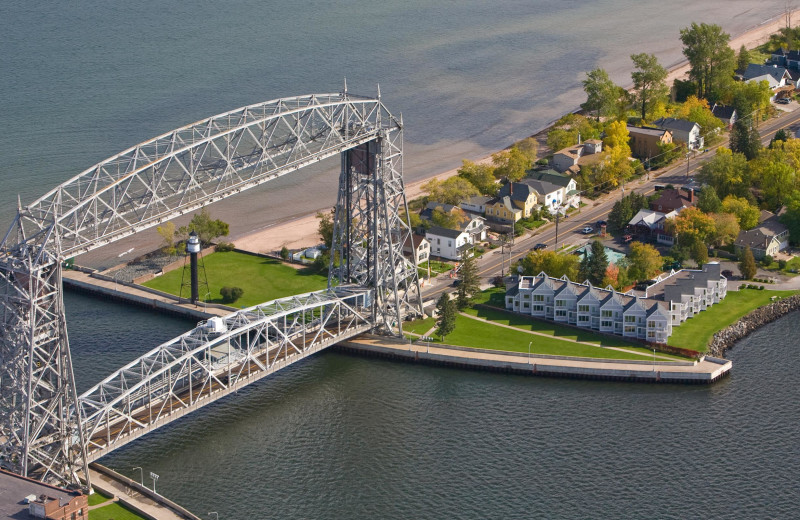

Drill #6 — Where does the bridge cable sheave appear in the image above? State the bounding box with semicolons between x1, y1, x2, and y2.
0;92;422;487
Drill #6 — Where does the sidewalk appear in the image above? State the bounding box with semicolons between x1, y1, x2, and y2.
89;466;197;520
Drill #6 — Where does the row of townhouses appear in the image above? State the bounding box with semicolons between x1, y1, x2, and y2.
505;263;727;344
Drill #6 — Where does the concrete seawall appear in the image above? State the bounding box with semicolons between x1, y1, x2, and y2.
337;335;731;384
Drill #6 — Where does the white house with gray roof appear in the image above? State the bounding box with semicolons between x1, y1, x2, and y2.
424;225;472;261
744;63;791;89
652;118;704;150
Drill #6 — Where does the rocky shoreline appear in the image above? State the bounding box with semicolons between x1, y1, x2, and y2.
707;295;800;357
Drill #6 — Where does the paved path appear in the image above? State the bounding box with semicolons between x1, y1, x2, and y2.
89;467;189;520
344;335;731;383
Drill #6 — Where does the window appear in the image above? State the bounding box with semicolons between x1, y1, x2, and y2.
578;315;588;322
523;293;530;299
624;315;636;323
601;320;613;328
556;310;567;317
647;331;655;338
533;294;544;302
578;305;590;312
601;310;612;318
533;305;544;312
624;325;636;333
556;300;566;307
523;302;529;309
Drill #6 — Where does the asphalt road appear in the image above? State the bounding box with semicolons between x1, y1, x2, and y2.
421;102;800;303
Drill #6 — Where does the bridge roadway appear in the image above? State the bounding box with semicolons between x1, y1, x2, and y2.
79;287;374;463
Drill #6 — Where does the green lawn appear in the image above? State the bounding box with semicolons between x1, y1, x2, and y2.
89;502;148;520
143;251;328;307
404;316;436;335
88;491;112;507
430;314;658;360
668;288;797;353
472;287;506;307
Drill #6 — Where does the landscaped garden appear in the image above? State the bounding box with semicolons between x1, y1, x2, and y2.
142;251;328;308
667;288;798;352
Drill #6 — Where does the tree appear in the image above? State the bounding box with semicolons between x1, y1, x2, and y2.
630;53;669;121
739;246;757;280
518;250;580;280
581;68;619;120
626;242;663;282
317;209;334;249
492;146;534;182
727;79;773;117
721;195;760;230
431;208;464;230
671;96;724;144
280;246;290;260
729;118;761;160
435;292;457;341
749;147;797;208
422;177;480;205
736;44;751;74
690;239;709;265
220;286;244;303
608;192;649;232
457;160;498;196
546;114;601;152
673;207;716;244
697;185;722;213
710;212;740;246
780;189;800;244
771;128;789;147
179;208;229;246
578;240;608;285
156;221;178;255
697;147;750;199
456;252;480;310
679;22;736;101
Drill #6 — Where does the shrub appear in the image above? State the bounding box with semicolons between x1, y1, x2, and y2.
215;241;236;252
220;286;244;303
491;276;505;287
280;246;290;260
759;285;764;290
778;259;787;270
762;254;773;267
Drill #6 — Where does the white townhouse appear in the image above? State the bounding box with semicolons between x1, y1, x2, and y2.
506;263;725;345
425;225;472;261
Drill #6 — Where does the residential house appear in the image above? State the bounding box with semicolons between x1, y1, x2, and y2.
419;201;462;221
419;201;486;242
627;208;678;245
496;182;538;217
710;104;737;128
524;169;580;207
734;210;790;259
425;226;472;261
743;63;791;89
460;195;492;215
461;214;487;242
649;187;695;214
785;68;800;89
644;263;727;325
771;48;800;69
551;139;603;174
402;234;430;265
485;195;523;226
521;179;564;212
652;117;704;150
628;126;672;159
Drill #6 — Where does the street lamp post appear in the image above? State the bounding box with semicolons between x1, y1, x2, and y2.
132;467;143;486
150;471;159;494
528;341;532;364
203;291;212;312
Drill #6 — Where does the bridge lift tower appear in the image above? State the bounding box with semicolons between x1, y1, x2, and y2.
0;90;422;487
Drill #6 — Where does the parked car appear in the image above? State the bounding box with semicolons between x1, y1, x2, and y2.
777;98;791;105
595;220;607;228
722;269;734;279
533;243;548;251
581;226;594;234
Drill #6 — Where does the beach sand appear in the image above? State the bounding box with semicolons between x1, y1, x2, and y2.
234;11;796;255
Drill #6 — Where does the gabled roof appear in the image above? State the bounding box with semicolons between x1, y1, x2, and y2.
420;201;459;221
403;233;429;250
487;195;520;213
711;104;736;121
526;169;574;188
497;182;537;203
627;125;670;138
461;195;492;206
425;226;465;240
744;63;790;84
772;48;800;61
628;208;668;229
650;188;694;211
653;117;700;133
735;212;789;250
521;179;562;197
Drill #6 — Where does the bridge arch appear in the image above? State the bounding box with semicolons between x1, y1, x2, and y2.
0;92;421;486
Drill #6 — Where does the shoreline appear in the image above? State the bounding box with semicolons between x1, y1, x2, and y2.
233;10;797;254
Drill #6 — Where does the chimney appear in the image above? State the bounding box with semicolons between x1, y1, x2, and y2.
688;187;694;203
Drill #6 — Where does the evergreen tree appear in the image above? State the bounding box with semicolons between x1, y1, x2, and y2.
739;246;757;280
690;238;709;266
770;129;788;148
578;253;591;283
587;239;609;285
456;252;480;309
729;119;762;160
435;292;457;341
736;45;750;74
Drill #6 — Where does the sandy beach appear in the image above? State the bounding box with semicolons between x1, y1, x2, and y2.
234;10;796;255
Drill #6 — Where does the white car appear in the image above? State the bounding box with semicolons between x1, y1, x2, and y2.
581;226;593;234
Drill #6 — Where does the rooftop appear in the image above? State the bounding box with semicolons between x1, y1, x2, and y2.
0;469;82;520
653;117;700;132
627;125;670;138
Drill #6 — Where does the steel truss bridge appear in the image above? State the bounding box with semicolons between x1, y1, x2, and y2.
0;91;422;487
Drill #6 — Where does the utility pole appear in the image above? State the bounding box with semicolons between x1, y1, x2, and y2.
554;210;560;251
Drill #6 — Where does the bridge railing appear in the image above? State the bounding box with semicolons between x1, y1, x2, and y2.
78;286;373;459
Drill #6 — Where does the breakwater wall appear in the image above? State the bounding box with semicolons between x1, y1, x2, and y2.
707;294;800;357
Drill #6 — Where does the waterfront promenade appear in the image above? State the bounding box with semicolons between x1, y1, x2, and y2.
340;335;732;384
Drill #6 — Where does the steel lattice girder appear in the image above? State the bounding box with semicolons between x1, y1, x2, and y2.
330;134;422;333
78;287;372;460
7;93;396;260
